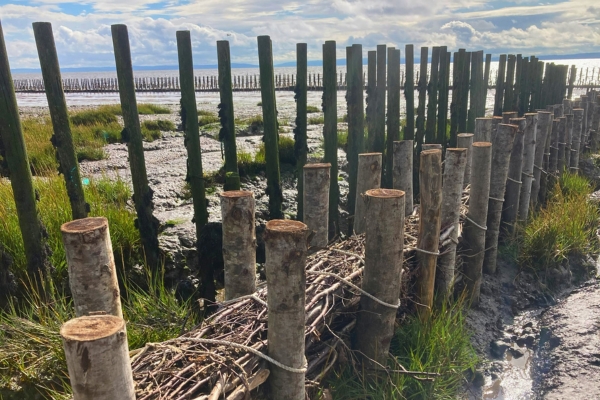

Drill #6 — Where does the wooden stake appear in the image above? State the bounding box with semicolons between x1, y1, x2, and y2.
426;47;440;144
502;111;518;124
366;51;377;151
404;44;415;141
475;117;493;142
295;43;308;221
503;55;516;112
353;153;382;234
437;48;451;148
373;44;387;154
517;113;537;221
494;55;507;116
457;133;474;187
393;140;413;216
385;47;400;188
570;108;584;173
501;118;525;234
557;117;567;173
303;163;331;248
531;111;552;207
415;46;429;194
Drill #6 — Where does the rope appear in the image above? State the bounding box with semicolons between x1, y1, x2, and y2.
307;270;400;309
521;171;535;178
405;246;441;256
558;142;567;145
489;196;505;202
550;146;559;150
534;164;548;175
507;177;522;184
465;215;487;231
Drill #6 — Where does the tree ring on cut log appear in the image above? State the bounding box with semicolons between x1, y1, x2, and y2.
365;188;405;198
61;217;107;233
219;190;253;198
61;315;124;342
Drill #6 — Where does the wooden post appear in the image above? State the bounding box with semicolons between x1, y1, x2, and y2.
449;51;463;147
111;25;159;270
462;142;492;305
404;44;415;140
531;111;552;207
366;51;377;151
33;22;87;220
460;52;471;134
426;47;440;144
416;149;443;316
385;47;400;188
494;55;507;117
295;43;308;221
415;47;428;164
436;148;467;303
355;188;404;367
217;40;240;190
570;108;584;173
502;111;518;123
557;117;567;173
220;191;256;300
353;153;382;234
503;55;516;112
548;118;560;176
467;50;482;132
0;22;51;285
437;48;450;147
517;113;537;221
457;133;474;187
422;143;442;151
393;140;413;216
61;315;135;400
474;117;493;142
322;40;339;238
264;220;309;400
61;218;122;318
373;44;387;154
303;163;331;248
501;118;525;234
483;53;492;114
483;124;517;274
257;36;283;219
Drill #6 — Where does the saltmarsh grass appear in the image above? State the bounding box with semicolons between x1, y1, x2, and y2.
306;105;320;113
95;103;171;116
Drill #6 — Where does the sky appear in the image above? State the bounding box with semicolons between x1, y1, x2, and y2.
1;0;599;69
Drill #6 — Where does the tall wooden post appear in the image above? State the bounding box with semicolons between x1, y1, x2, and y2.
501;118;525;234
366;51;377;151
415;47;429;194
518;113;538;220
570;108;584;173
503;55;516;112
404;44;415;141
385;47;400;188
393;140;414;216
531;111;552;207
323;40;339;237
437;48;450;147
426;47;440;144
353;153;382;234
295;43;308;221
457;133;474;187
303;163;331;248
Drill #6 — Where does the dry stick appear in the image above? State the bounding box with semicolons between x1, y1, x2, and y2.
483;124;517;275
565;113;574;169
557;117;567;173
570;109;584;174
518;113;538;220
61;218;122;318
61;315;135;400
355;188;405;367
264;220;309;400
393;140;414;216
323;40;339;238
462;142;492;305
501;118;525;235
436;148;467;304
295;43;308;221
220;191;256;300
353;153;382;234
303;163;331;248
33;22;87;220
416;149;443;316
111;25;159;270
531;111;552;207
457;133;474;188
0;22;51;286
474;118;493;142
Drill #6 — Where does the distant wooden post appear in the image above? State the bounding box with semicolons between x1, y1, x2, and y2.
532;111;552;206
61;217;122;318
474;118;493;142
570;108;584;173
457;133;474;187
33;22;88;220
459;51;472;133
366;51;377;151
404;44;415;140
257;36;283;219
449;51;462;147
503;55;516;112
501;118;525;234
426;46;440;144
373;44;387;154
393;140;414;216
295;43;308;221
0;22;51;286
467;50;482;132
303;163;331;248
355;188;404;367
557;117;567;173
61;315;135;400
518;113;538;220
385;47;401;188
415;47;429;194
437;48;450;147
264;220;309;400
111;24;159;270
416;149;443;316
353;153;382;234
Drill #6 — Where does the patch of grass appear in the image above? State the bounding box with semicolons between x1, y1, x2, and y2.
308;115;325;125
256;102;262;107
306;105;320;113
337;130;348;151
199;113;220;126
237;150;265;176
142;119;175;132
256;135;296;165
338;114;348;123
70;109;117;126
198;109;215;117
97;104;170;115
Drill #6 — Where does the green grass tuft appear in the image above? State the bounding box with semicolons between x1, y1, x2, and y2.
308;115;325;125
198;109;215;117
70;109;117;126
306;105;320;113
142;119;176;132
97;104;170;115
199;113;220;126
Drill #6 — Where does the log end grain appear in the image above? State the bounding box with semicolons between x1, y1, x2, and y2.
61;217;107;234
61;315;124;342
303;162;331;170
265;220;308;234
365;188;405;198
219;190;254;199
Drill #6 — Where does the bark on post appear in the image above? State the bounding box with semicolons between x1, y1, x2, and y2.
355;188;404;367
475;118;493;142
426;47;440;144
457;133;474;187
61;315;134;400
565;113;574;169
462;142;492;305
111;25;159;270
404;44;415;140
483;124;517;275
323;40;339;237
557;117;567;173
257;36;283;219
492;116;503;137
61;218;122;318
264;220;309;400
366;51;377;151
416;149;443;316
220;191;256;300
501;118;525;234
393;140;413;216
436;148;467;303
531;111;552;207
295;43;308;221
494;55;507;116
518;113;538;221
303;163;331;248
0;22;51;286
570;108;584;174
385;47;400;188
374;44;387;154
33;22;87;220
353;153;382;234
415;46;429;194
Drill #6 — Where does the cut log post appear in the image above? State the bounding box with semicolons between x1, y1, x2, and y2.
33;22;87;220
483;124;517;274
61;218;122;318
457;133;474;188
353;153;382;235
355;188;404;367
563;98;573;116
373;44;387;154
323;40;339;238
422;144;442;151
557;117;567;173
570;109;584;174
502;111;518;124
565;113;574;168
474;117;493;142
436;148;467;304
61;315;135;400
517;114;537;221
462;142;492;305
264;220;309;400
303;163;331;248
549;118;560;174
220;191;256;300
416;149;443;316
501;118;525;235
492;116;503;137
393;140;414;216
531;111;552;207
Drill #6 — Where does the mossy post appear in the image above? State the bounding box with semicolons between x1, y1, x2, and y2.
416;149;442;316
346;44;364;235
415;46;428;195
393;140;413;216
494;55;507;116
366;51;377;151
303;163;331;248
425;46;440;144
295;43;308;221
501;118;525;235
33;22;87;220
353;153;382;235
355;188;404;368
0;22;51;287
518;113;538;220
462;142;492;305
404;44;415;140
257;35;283;219
531;111;552;207
384;47;400;188
111;25;159;270
217;40;240;190
322;40;339;238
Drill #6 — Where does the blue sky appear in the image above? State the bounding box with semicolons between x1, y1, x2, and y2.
1;0;599;69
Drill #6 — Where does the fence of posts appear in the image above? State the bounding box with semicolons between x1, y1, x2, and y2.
294;43;308;221
457;133;474;187
494;56;507;116
503;55;516;112
437;47;450;148
32;22;88;220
